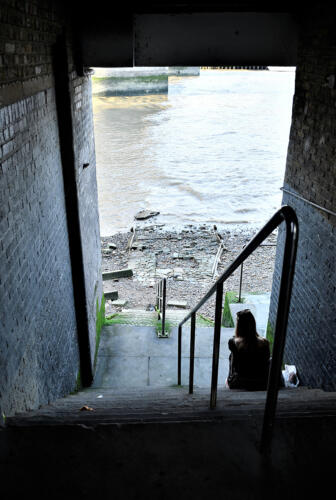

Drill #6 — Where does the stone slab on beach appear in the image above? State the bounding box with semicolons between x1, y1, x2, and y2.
167;300;188;309
103;269;133;280
104;290;118;301
135;210;160;220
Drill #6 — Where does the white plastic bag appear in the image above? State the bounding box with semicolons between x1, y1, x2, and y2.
282;364;299;388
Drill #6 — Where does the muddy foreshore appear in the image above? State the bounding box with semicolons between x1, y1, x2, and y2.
101;223;278;320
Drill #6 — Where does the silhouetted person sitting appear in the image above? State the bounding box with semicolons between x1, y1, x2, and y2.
226;309;270;390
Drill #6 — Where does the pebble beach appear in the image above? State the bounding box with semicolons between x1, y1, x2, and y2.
101;222;278;321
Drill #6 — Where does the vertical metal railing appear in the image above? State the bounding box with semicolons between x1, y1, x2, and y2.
238;244;277;303
156;278;167;336
178;323;182;385
238;261;244;303
260;217;298;453
210;282;224;409
189;313;196;393
177;206;299;452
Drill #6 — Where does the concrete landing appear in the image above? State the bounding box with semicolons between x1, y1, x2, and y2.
93;324;234;389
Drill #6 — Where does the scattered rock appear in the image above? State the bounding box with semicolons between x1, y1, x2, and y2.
173;268;184;277
156;268;173;277
100;225;277;320
131;243;144;250
111;299;128;307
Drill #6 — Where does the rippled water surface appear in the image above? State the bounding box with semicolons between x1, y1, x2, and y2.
92;69;295;236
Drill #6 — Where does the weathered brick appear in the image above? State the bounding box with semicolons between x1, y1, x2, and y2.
0;1;102;417
269;11;335;391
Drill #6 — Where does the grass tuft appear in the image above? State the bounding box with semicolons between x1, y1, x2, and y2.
222;291;244;327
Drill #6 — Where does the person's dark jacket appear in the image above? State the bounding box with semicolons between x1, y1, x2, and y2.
227;336;271;390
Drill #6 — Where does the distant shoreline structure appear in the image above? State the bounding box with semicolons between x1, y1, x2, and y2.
201;66;269;70
200;66;296;72
91;67;200;96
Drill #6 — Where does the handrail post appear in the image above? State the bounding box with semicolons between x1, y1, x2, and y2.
156;280;160;319
238;244;246;302
178;324;182;385
260;217;298;453
162;278;166;336
189;312;196;394
238;262;243;302
210;282;224;409
175;206;298;452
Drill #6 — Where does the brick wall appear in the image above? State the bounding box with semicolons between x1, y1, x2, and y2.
269;9;336;390
70;70;103;361
0;0;63;92
0;0;102;416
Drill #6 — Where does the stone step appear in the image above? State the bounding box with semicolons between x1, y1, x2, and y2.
104;308;213;326
4;388;336;500
7;386;336;427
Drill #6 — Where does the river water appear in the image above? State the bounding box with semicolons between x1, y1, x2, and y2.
92;68;296;236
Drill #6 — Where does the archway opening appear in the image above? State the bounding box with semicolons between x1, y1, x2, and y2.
90;65;296;390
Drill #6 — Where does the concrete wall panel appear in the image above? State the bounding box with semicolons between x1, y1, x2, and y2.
134;13;298;67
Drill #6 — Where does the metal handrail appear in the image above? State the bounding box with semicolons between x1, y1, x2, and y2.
281;187;336;217
177;205;299;452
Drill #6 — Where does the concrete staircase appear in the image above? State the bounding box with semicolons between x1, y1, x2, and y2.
2;302;336;498
6;317;336;428
6;385;336;427
3;382;336;499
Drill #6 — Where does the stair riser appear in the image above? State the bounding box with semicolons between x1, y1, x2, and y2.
2;417;335;499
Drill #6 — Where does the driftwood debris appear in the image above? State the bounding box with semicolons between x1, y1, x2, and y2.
213;224;224;244
126;226;136;252
212;225;227;279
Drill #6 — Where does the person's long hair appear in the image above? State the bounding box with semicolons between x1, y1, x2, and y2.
235;309;258;343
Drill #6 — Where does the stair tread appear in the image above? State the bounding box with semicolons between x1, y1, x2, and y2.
104;309;214;326
7;387;336;427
